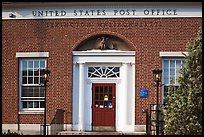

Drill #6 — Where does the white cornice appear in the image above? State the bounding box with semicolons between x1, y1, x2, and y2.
72;50;135;56
2;2;202;19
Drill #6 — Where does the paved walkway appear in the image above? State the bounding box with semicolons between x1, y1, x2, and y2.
58;131;146;135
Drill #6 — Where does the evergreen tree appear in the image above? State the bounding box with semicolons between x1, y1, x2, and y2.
163;28;202;135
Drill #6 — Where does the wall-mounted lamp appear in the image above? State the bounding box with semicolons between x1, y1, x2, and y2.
40;68;50;135
152;68;162;135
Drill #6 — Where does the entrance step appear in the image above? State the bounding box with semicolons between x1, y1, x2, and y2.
58;131;146;135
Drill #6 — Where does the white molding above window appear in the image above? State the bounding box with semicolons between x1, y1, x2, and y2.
16;52;49;58
159;52;188;57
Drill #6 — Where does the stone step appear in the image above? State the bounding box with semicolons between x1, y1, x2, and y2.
58;131;146;135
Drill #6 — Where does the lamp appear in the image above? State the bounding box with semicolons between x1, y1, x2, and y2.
152;68;162;135
41;68;50;135
41;69;50;82
153;68;162;82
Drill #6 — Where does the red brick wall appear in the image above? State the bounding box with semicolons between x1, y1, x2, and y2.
2;18;202;125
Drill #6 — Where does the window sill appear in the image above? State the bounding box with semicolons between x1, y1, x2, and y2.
18;111;44;115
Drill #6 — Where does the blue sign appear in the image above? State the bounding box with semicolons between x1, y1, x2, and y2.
140;89;148;98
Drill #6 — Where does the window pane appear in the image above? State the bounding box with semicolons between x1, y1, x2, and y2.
113;67;119;72
95;101;99;107
100;94;103;100
40;87;45;97
88;67;95;73
170;60;175;84
22;77;27;84
34;101;39;108
28;101;33;108
34;77;39;84
95;87;99;93
95;94;99;101
163;60;169;84
22;87;28;97
22;70;27;76
34;61;39;68
100;86;103;93
28;77;33;84
28;70;33;76
40;77;43;84
109;86;112;94
108;101;112;108
27;88;33;97
104;86;108;93
40;101;45;108
176;60;182;84
33;87;39;97
104;101;108;108
22;61;27;70
40;61;45;68
34;69;39;76
23;101;27;108
109;94;112;100
28;61;33;68
99;101;103;106
117;72;120;77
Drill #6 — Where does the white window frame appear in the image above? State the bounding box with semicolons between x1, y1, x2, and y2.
160;52;187;104
16;52;49;113
19;59;47;112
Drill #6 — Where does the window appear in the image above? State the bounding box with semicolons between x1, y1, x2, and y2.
88;66;120;78
162;58;185;104
20;59;46;111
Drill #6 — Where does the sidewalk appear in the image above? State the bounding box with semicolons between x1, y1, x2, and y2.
58;131;146;135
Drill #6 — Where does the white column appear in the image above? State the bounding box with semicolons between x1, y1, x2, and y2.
72;62;78;130
78;62;85;131
122;62;130;131
125;62;135;131
131;63;135;127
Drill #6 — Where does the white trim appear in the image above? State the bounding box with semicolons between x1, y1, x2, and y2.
16;52;49;58
18;111;44;115
2;2;202;19
72;50;135;56
72;50;135;132
159;52;188;57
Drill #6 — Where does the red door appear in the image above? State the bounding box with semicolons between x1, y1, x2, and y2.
92;83;116;128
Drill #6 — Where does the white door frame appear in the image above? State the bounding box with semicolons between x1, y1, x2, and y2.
72;50;135;132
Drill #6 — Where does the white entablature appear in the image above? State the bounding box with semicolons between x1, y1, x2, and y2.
2;2;202;19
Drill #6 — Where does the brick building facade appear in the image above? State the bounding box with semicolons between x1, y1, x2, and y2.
2;2;202;135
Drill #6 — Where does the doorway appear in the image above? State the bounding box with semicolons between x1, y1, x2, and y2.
92;83;116;131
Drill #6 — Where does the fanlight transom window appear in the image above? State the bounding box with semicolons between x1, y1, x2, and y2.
88;66;120;78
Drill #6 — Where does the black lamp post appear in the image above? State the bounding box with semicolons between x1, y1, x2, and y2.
41;69;50;135
153;68;162;135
